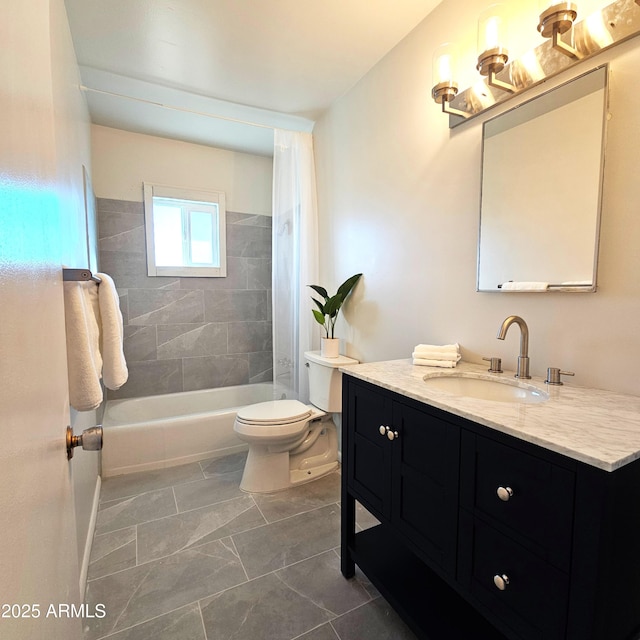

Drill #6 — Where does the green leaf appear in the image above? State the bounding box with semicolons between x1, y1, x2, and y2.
324;294;343;317
312;309;326;326
308;284;328;300
337;273;362;300
311;298;325;313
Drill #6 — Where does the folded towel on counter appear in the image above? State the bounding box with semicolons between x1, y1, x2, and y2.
97;272;128;391
412;358;458;368
500;281;549;291
63;279;103;411
412;343;461;367
413;343;460;360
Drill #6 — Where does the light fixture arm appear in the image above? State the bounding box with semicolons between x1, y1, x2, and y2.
551;23;584;59
488;69;517;93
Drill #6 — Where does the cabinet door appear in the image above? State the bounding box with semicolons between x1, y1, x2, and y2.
391;402;460;577
345;380;393;519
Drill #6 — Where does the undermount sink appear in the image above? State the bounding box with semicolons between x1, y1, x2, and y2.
423;373;549;404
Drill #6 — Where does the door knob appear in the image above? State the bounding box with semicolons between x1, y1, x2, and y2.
66;425;103;460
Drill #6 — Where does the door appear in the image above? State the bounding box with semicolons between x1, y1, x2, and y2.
0;1;83;637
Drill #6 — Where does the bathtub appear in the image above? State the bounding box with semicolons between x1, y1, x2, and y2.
101;382;279;477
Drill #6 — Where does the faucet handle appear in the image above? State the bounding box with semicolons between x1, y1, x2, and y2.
545;367;575;385
483;356;503;373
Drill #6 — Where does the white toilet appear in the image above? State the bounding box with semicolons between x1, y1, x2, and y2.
233;350;358;493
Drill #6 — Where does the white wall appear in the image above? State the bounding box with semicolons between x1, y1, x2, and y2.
91;125;273;215
314;0;640;396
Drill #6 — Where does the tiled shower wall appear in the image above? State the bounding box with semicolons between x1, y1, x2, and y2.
97;198;273;399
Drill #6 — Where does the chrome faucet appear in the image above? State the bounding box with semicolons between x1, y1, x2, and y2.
497;315;531;379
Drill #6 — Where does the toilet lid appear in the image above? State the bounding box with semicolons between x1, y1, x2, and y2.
236;399;312;425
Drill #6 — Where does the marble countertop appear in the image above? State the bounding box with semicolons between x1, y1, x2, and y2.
340;359;640;472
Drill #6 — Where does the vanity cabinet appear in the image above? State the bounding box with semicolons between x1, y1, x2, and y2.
344;378;459;577
341;375;640;640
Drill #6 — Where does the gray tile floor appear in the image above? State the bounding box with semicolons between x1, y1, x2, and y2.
83;453;417;640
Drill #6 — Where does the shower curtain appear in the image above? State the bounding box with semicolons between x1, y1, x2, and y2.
272;130;319;403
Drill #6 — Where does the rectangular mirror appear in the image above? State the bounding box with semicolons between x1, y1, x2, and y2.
477;65;608;292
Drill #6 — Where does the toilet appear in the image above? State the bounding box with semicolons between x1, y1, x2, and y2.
233;350;358;493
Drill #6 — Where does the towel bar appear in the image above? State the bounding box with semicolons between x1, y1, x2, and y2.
63;268;102;284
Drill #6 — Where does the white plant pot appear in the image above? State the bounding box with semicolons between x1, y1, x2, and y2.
321;338;340;358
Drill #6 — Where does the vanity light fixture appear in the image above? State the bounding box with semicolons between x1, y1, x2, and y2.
538;2;584;59
476;4;516;93
432;0;640;126
431;44;470;118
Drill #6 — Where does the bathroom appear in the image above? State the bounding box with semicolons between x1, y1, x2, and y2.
2;0;640;638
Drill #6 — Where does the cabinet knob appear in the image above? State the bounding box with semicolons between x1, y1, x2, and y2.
496;486;514;502
493;574;510;591
378;426;399;441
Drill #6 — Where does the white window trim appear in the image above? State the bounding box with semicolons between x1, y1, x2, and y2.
143;182;227;277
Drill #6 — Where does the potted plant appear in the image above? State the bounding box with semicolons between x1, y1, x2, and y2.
308;273;362;357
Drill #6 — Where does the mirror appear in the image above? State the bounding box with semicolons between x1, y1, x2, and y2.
477;65;608;292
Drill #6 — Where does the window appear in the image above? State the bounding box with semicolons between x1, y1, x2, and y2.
143;183;227;277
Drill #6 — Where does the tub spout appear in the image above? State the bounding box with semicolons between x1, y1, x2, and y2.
497;315;531;379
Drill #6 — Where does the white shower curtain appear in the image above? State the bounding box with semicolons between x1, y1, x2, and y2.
272;130;319;403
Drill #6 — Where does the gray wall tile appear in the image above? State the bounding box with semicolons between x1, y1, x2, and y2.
99;198;273;400
249;351;273;383
108;359;183;399
204;290;268;322
182;355;250;391
228;321;272;354
227;224;271;259
157;323;228;360
98;210;144;241
124;325;157;362
247;258;272;290
128;290;205;325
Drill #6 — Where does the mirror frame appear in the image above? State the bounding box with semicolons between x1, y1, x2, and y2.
476;65;609;293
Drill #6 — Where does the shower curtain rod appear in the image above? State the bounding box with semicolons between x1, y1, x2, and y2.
80;85;276;131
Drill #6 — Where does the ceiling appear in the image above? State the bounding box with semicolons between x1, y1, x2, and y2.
64;0;443;156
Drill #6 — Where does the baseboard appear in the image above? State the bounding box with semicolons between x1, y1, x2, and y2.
79;474;101;599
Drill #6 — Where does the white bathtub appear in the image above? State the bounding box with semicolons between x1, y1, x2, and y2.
101;383;279;477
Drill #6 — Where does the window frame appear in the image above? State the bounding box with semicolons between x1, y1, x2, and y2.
143;182;227;278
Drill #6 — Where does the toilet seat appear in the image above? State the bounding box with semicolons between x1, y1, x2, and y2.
234;399;315;442
236;399;312;425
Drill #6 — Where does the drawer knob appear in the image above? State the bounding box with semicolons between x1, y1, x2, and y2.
493;574;510;591
497;486;514;501
378;426;399;441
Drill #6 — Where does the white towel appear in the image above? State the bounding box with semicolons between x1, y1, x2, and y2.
412;343;460;361
412;358;458;368
412;343;461;367
97;273;128;390
500;281;549;291
63;280;103;411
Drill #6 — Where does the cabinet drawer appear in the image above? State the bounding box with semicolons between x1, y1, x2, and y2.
462;515;569;640
461;432;575;570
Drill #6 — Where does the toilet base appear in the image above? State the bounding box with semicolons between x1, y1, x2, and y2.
239;418;338;493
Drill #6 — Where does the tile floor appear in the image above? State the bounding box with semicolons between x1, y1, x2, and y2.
83;453;417;640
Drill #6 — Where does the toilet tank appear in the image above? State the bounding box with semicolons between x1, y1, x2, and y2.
304;351;359;412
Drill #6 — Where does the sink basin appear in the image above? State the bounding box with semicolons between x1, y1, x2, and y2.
423;373;549;404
